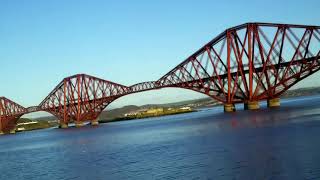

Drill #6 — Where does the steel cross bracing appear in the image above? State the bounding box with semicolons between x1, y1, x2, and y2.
157;23;320;103
0;97;27;132
1;22;320;132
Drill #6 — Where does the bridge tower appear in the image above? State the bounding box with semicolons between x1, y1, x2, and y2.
38;74;130;128
157;23;320;112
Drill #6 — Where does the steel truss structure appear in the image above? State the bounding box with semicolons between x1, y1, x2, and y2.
1;22;320;132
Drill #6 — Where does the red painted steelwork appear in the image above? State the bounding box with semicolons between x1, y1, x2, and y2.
38;74;130;125
1;22;320;132
157;23;320;103
0;97;27;133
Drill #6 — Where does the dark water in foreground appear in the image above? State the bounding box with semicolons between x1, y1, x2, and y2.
1;96;320;180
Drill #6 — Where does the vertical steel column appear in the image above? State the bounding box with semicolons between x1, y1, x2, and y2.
227;30;232;103
77;75;81;122
93;78;96;116
63;79;67;123
248;24;253;100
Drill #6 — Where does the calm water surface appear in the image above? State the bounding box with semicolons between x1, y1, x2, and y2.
1;96;320;180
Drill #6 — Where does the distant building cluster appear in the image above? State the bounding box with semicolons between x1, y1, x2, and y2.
16;121;38;131
124;106;192;118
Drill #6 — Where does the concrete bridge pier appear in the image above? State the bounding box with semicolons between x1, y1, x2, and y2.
91;119;99;126
75;121;85;128
9;129;16;134
59;122;68;129
244;101;260;110
267;98;280;108
224;103;236;112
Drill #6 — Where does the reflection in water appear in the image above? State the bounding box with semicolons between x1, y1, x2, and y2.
1;96;320;179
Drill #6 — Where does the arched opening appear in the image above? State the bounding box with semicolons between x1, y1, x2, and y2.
15;111;59;132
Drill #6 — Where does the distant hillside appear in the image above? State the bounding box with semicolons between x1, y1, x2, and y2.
99;98;217;121
99;105;140;121
18;118;33;123
139;98;215;108
34;115;58;121
282;87;320;98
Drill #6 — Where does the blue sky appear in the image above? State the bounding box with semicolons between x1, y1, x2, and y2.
0;0;320;116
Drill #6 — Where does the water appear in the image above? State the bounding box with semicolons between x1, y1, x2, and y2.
1;96;320;179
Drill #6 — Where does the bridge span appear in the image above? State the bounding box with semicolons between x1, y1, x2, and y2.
1;22;320;134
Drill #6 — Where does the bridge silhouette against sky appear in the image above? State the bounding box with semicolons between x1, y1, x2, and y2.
1;22;320;134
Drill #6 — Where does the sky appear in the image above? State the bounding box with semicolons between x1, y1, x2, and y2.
0;0;320;117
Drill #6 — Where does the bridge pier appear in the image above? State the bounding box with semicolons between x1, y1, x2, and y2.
224;103;235;112
91;119;99;126
244;101;260;110
267;98;280;108
59;122;68;129
9;129;16;134
75;121;85;128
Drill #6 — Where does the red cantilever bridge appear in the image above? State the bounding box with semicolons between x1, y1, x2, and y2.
1;22;320;134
